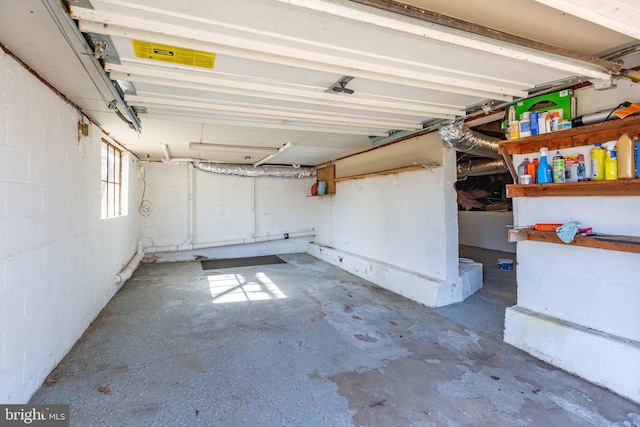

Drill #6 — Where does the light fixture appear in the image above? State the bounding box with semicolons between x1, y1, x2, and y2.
189;143;279;153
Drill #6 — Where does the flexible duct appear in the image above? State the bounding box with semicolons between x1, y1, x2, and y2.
193;162;316;178
439;119;502;160
457;158;509;180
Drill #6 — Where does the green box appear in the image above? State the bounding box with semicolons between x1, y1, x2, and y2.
513;89;575;121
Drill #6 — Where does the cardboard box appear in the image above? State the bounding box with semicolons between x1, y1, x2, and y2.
514;89;575;121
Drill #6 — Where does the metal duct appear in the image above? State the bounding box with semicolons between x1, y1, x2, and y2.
193;162;316;178
439;119;502;159
457;158;508;180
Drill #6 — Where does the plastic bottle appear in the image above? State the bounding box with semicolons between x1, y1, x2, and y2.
507;105;517;123
538;112;548;135
507;105;519;139
550;112;560;132
537;147;552;183
519;112;531;137
552;151;565;183
577;155;586;181
617;133;636;179
545;113;552;133
637;140;640;179
527;158;537;183
530;112;540;136
603;141;618;181
517;157;530;182
591;143;606;181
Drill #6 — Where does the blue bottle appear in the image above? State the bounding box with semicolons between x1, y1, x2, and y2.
636;140;640;178
530;112;540;136
537;147;552;183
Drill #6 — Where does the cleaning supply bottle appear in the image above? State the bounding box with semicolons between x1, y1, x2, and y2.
507;105;519;139
517;157;530;183
538;112;548;135
591;143;606;181
603;140;618;180
552;151;565;183
545;113;552;133
637;139;640;179
530;112;540;136
537;147;552;183
519;112;531;137
528;158;538;183
550;112;560;132
617;133;637;179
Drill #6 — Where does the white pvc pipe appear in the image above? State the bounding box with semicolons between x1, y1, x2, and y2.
144;229;315;254
115;243;144;285
250;177;256;239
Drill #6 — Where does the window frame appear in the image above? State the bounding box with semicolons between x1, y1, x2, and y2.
101;139;123;219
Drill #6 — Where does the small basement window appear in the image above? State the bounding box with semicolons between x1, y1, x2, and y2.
101;140;128;219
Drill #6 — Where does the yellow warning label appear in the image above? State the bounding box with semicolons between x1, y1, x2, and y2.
131;40;216;69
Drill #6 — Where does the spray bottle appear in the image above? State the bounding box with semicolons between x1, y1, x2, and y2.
537;147;552;183
603;140;618;180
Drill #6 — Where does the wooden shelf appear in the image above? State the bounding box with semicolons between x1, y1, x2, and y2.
331;164;436;183
506;179;640;197
508;229;640;254
316;164;336;194
499;114;640;155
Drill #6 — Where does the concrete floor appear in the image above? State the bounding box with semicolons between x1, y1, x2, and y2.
31;246;640;426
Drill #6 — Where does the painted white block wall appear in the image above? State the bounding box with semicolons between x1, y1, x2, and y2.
504;82;640;404
458;211;516;253
140;163;316;262
0;51;142;403
311;133;472;307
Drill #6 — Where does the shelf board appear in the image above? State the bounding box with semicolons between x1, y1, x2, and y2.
499;115;640;155
508;229;640;254
331;164;435;182
506;179;640;197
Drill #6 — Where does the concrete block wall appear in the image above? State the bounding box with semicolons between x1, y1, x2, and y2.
504;82;640;404
0;50;142;403
458;211;516;253
311;133;469;307
140;163;316;262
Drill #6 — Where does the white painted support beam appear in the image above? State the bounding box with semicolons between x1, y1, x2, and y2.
275;0;612;82
126;94;424;130
106;63;463;119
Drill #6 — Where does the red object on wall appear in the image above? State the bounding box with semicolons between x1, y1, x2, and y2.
311;182;318;196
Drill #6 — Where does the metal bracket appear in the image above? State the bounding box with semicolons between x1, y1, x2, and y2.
590;78;616;91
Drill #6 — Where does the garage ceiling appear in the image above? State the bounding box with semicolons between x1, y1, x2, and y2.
1;0;639;166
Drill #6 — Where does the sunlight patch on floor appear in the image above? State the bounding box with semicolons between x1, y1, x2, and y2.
207;272;287;303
